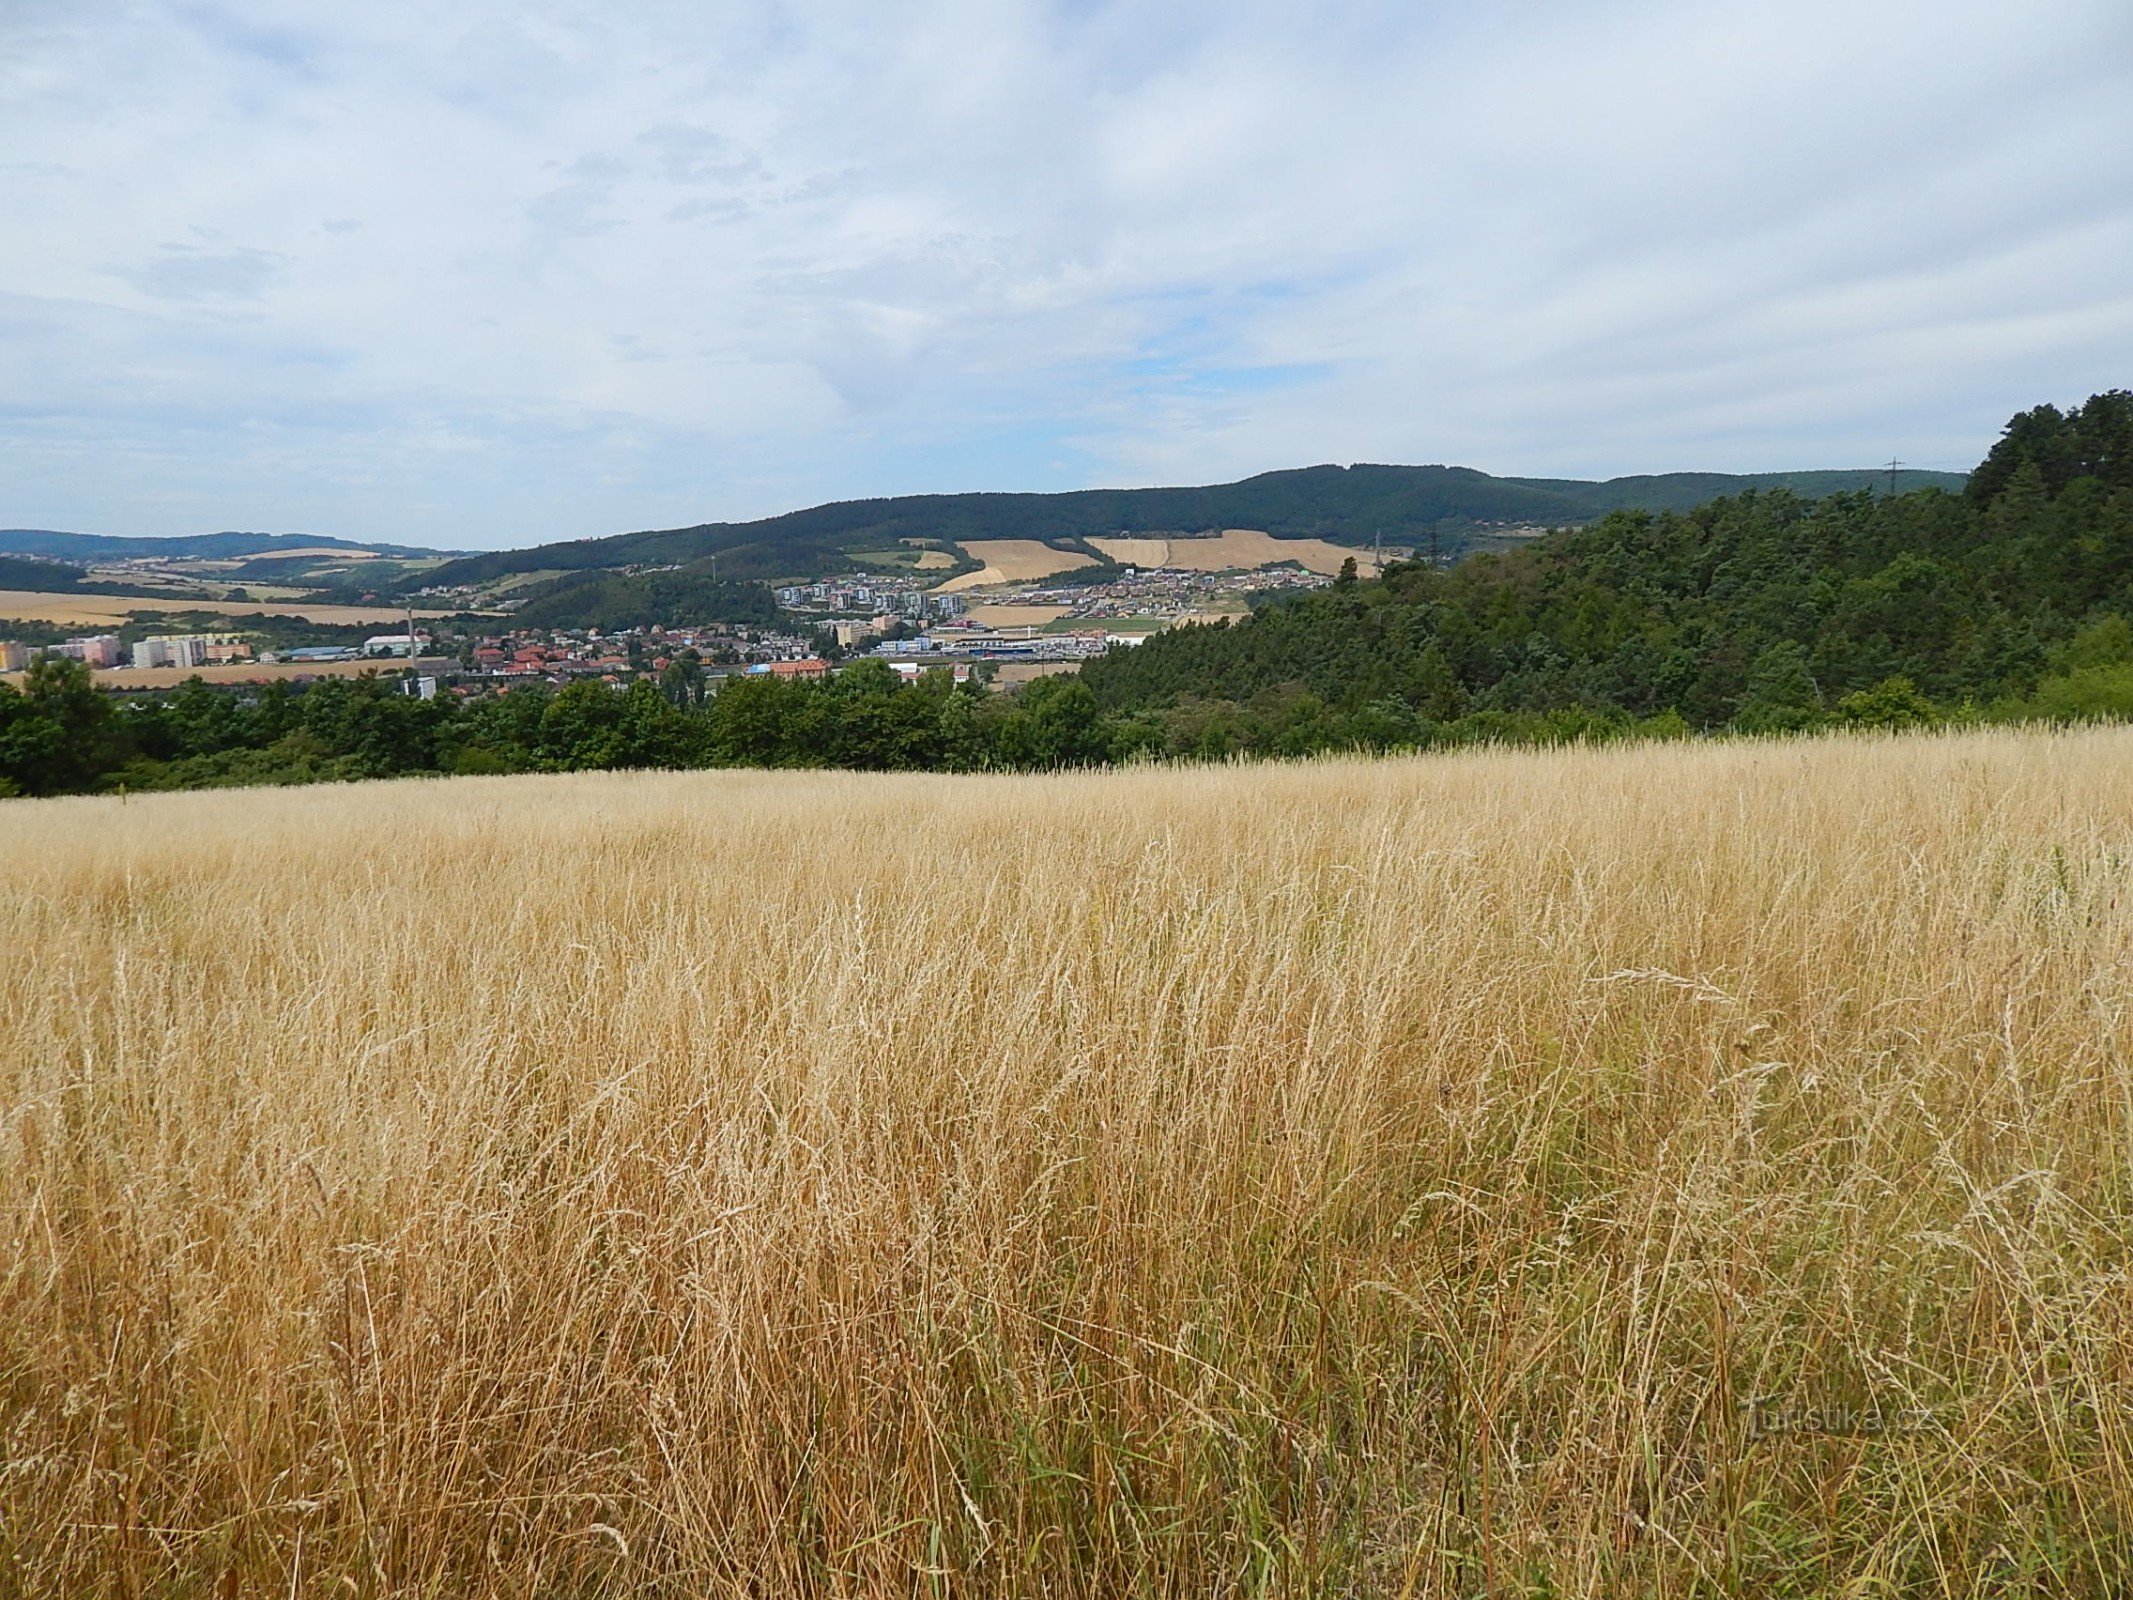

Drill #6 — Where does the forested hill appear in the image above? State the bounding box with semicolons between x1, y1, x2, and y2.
425;463;1966;586
1080;392;2133;752
0;555;90;590
0;529;448;560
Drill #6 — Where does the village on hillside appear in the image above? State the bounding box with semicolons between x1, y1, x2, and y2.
3;533;1409;695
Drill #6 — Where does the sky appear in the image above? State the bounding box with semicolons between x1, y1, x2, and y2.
2;0;2129;550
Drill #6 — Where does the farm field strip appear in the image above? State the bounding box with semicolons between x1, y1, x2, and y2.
0;588;470;626
960;603;1073;627
933;539;1099;590
851;548;956;570
1089;528;1380;575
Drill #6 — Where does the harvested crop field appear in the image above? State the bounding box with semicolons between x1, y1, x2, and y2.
1089;529;1377;575
1085;535;1172;567
6;727;2133;1595
0;589;469;627
934;539;1098;590
961;602;1072;627
989;660;1084;684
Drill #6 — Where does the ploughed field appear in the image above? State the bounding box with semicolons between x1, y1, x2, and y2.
5;729;2133;1596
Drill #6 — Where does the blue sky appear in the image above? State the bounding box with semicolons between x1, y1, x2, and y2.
2;0;2129;550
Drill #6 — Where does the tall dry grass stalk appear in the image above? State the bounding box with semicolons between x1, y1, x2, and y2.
4;729;2133;1596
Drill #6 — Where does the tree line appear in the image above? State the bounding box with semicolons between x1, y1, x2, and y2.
1080;391;2133;755
0;660;1132;798
4;391;2130;798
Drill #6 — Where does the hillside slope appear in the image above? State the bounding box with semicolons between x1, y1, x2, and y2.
423;463;1966;587
1081;392;2132;752
0;528;452;561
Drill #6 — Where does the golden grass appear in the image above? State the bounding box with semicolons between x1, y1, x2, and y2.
935;541;1099;591
0;590;468;627
5;728;2133;1595
1089;530;1379;576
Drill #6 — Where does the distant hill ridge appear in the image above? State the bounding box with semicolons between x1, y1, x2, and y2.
0;530;452;561
1079;389;2133;750
423;463;1966;585
6;463;1967;583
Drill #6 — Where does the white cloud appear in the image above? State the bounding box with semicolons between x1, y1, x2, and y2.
0;0;2128;546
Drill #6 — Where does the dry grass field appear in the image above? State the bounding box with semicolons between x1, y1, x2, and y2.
1089;531;1379;576
934;540;1099;591
0;589;467;627
5;728;2133;1595
987;660;1084;685
961;603;1073;628
1084;535;1175;568
853;549;957;572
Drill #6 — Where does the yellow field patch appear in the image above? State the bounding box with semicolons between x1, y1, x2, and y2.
1086;537;1173;568
934;540;1097;591
1089;530;1375;576
0;589;471;627
989;661;1084;684
82;568;216;591
962;604;1072;628
222;584;321;602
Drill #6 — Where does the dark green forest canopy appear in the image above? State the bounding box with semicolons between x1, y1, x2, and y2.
1080;391;2133;751
505;567;789;631
0;555;90;591
0;657;1122;797
1967;391;2133;503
